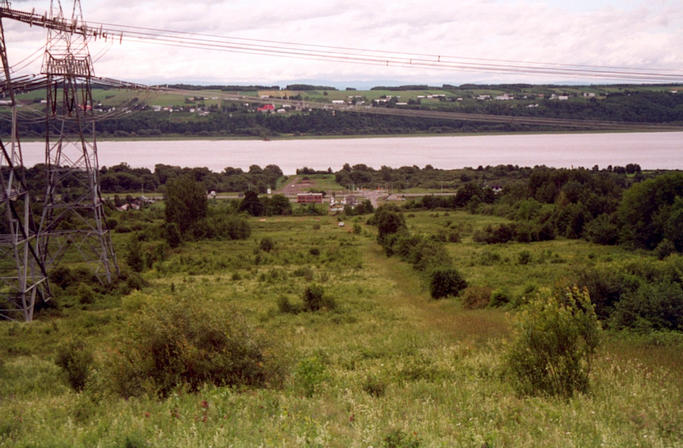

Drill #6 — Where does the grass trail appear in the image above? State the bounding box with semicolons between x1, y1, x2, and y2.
363;242;510;345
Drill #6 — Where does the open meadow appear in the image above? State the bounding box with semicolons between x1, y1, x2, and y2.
1;206;680;447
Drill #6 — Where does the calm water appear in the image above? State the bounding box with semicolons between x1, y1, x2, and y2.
19;132;683;174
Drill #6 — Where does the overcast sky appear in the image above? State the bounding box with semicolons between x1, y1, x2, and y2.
4;0;682;87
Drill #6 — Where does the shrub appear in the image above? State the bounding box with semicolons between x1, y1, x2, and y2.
517;250;532;265
55;340;94;391
362;375;387;397
655;239;676;260
205;214;251;240
611;281;683;331
353;223;362;234
583;214;619;245
462;285;492;309
164;222;182;248
106;217;118;230
478;249;501;266
473;223;516;244
429;268;467;299
125;272;147;292
107;296;281;397
505;287;600;397
374;205;406;245
293;266;314;281
489;289;510;307
408;238;452;272
382;429;421;448
77;283;96;305
259;237;275;252
571;267;639;320
447;230;461;243
295;356;326;397
309;247;320;256
126;235;144;272
277;296;301;314
302;284;335;311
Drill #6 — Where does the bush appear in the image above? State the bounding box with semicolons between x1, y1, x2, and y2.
517;250;532;265
473;223;516;244
447;230;461;243
295;356;327;397
655;239;676;260
489;289;510;307
382;429;421;448
461;285;492;309
259;237;275;252
55;341;94;391
77;283;96;305
293;266;314;281
205;214;251;240
302;284;335;311
571;267;639;320
164;222;182;248
106;217;118;230
374;205;406;246
583;214;619;245
611;281;683;331
362;375;387;397
277;296;301;314
107;296;281;397
429;268;467;299
126;236;144;272
505;287;600;397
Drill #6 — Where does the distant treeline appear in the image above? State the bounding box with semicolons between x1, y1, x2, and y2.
9;161;680;253
285;84;337;91
165;84;280;91
5;108;543;139
4;92;680;141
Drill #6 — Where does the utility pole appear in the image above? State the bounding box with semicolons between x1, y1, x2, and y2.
0;2;50;321
37;0;117;283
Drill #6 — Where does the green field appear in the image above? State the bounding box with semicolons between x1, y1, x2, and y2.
0;207;680;447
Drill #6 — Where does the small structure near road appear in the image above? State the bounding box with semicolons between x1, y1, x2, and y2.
297;193;323;203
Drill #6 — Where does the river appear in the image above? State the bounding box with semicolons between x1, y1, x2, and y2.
18;132;683;174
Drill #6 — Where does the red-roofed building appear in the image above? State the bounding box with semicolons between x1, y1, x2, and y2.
257;104;275;112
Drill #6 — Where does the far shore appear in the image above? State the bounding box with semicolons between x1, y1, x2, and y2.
9;128;680;143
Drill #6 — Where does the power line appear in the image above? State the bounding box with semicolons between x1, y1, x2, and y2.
2;5;682;82
84;20;683;82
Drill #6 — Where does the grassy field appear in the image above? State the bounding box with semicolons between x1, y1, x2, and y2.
0;210;681;447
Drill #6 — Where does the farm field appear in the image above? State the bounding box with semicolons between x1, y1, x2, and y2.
0;209;680;447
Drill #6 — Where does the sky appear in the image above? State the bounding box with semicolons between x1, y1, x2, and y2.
3;0;682;87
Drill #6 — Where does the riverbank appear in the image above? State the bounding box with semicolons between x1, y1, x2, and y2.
9;127;678;144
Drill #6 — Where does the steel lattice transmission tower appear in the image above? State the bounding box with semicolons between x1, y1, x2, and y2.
0;2;50;321
37;0;117;283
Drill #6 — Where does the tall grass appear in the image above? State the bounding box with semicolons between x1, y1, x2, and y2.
0;211;680;447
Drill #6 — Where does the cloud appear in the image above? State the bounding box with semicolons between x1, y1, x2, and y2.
2;0;681;85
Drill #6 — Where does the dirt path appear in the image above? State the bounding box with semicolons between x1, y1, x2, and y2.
363;242;510;344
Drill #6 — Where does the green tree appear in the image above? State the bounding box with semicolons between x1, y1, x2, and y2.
429;268;467;299
373;205;406;245
126;235;144;272
264;194;292;215
239;191;264;216
164;175;207;233
618;172;683;250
